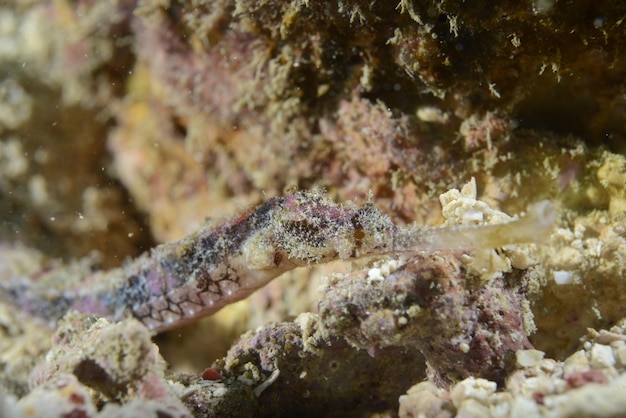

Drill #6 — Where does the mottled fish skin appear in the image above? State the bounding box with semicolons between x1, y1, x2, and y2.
0;192;396;331
0;191;555;332
116;192;399;330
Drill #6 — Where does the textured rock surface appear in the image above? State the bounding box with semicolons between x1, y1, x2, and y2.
1;0;626;417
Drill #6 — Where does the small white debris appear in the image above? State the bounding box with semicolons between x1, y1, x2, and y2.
253;369;280;397
510;396;540;418
462;207;484;223
366;258;402;284
367;267;384;283
553;270;574;285
450;377;496;408
416;106;449;124
590;344;615;369
28;175;49;206
516;349;545;368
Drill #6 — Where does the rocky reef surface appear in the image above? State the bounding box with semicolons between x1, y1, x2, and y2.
1;1;626;417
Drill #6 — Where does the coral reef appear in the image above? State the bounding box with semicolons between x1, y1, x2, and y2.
399;320;626;418
181;313;425;417
1;0;626;417
1;313;190;418
319;252;533;387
